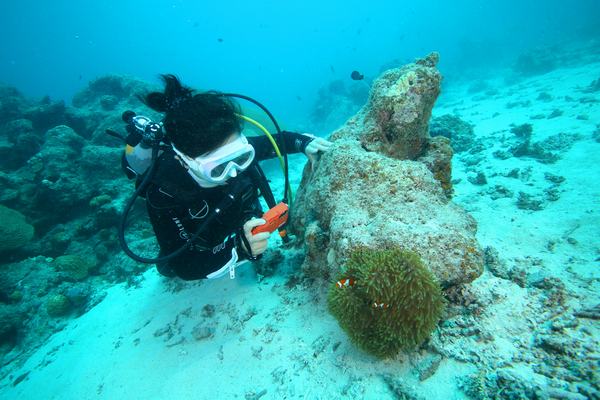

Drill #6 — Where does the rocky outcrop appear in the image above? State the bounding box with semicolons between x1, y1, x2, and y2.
292;53;483;288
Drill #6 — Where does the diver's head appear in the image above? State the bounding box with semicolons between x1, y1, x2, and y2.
144;75;254;187
144;74;243;157
172;133;255;187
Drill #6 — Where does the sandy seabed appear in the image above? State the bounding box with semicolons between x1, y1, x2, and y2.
1;59;599;400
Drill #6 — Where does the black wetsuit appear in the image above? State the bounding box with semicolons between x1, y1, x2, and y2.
123;132;313;280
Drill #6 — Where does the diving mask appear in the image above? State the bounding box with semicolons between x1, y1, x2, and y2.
172;134;255;185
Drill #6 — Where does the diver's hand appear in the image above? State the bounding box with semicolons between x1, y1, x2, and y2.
241;218;271;256
304;135;333;169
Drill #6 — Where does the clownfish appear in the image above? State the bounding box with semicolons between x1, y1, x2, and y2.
335;278;356;288
372;302;390;309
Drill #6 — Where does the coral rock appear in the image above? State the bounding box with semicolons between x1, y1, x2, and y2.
351;52;442;160
53;255;94;281
46;294;71;317
429;114;475;153
292;54;483;289
0;205;34;253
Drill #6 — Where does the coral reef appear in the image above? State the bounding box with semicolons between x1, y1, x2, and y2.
510;123;533;139
513;50;557;77
327;248;444;358
581;76;600;93
507;123;580;164
46;294;71;317
53;255;95;281
0;205;34;253
0;119;40;171
0;75;158;369
0;304;24;349
429;114;475;153
382;374;427;399
593;125;600;143
516;191;545;211
511;40;600;79
0;85;31;126
459;368;546;400
547;108;563;119
486;185;514;200
292;53;483;291
536;92;553;102
468;171;487;186
417;135;454;197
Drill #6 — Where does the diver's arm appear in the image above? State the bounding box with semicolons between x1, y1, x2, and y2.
249;131;315;161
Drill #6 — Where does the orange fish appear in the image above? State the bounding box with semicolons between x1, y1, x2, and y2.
336;278;356;288
372;302;390;309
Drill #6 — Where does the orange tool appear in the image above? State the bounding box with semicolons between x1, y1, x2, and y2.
252;202;289;235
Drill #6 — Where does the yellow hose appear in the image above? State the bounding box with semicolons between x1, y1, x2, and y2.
237;114;293;204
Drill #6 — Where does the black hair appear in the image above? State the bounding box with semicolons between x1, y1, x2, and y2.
143;74;243;157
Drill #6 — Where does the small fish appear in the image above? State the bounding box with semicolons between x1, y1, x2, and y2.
336;278;356;288
350;70;364;80
217;38;224;43
330;65;335;73
372;302;390;309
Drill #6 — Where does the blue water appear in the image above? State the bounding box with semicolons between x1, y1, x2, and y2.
1;0;598;126
1;1;600;399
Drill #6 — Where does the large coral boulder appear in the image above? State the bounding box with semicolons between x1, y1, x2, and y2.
0;205;34;253
53;255;94;281
292;53;483;288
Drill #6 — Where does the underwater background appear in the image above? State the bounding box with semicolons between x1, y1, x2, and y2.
0;1;599;399
2;0;599;127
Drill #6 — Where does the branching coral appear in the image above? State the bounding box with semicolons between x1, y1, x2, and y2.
328;247;445;358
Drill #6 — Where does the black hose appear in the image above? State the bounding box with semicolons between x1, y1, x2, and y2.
217;93;290;204
118;146;250;264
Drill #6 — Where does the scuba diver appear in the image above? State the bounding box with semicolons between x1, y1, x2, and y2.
119;74;332;280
